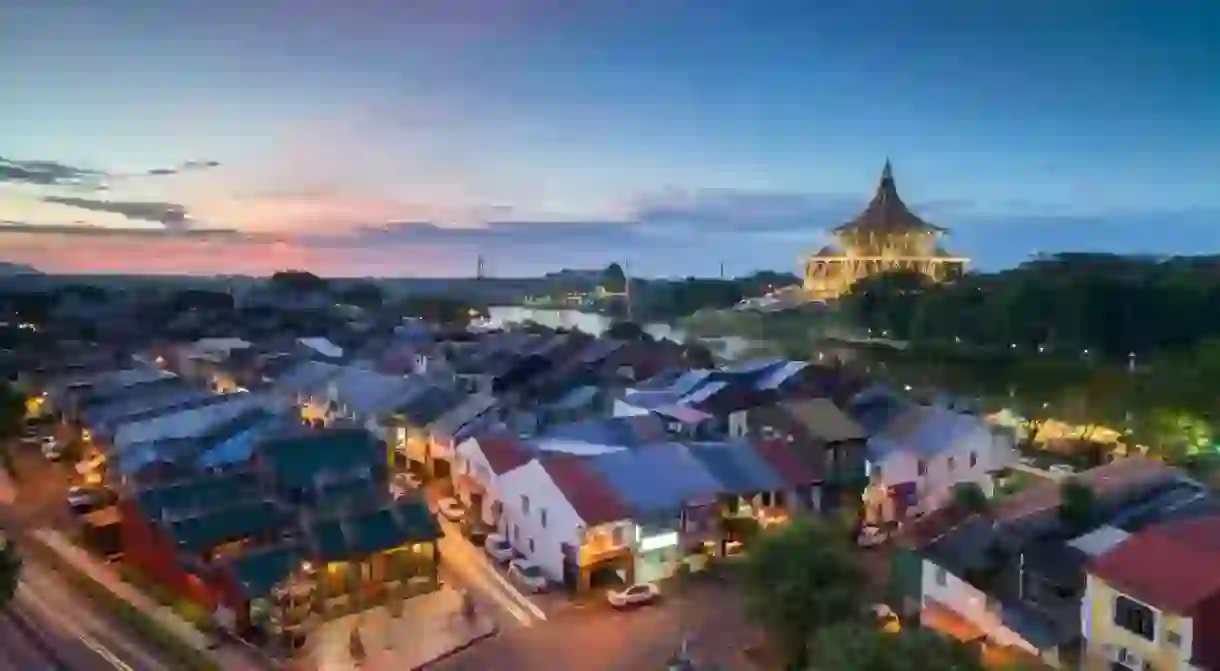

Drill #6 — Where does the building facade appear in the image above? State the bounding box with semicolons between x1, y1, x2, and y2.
801;160;968;300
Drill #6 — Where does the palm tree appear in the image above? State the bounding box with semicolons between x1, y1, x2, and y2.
0;532;21;608
0;383;26;483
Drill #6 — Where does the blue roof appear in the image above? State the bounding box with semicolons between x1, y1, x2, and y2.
585;443;722;514
197;414;287;468
685;442;786;494
85;387;210;427
544;415;666;448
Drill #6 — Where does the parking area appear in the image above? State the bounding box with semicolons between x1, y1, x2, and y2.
4;434;82;530
433;574;757;671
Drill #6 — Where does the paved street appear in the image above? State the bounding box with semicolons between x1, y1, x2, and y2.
432;576;758;671
2;555;179;671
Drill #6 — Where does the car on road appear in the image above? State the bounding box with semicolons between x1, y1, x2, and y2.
67;486;117;515
436;497;465;522
607;583;661;609
507;558;548;593
856;525;888;548
484;533;515;563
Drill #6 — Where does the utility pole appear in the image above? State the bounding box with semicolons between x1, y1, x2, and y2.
624;260;634;322
476;253;486;280
719;261;725;280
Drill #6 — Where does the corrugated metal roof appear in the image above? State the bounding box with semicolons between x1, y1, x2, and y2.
586;443;722;514
685;442;786;494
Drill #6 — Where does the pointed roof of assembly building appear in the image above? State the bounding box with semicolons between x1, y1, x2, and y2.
832;159;946;235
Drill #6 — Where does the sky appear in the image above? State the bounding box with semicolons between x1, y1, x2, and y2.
2;0;1218;278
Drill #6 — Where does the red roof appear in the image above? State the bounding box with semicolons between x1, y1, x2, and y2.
750;438;819;485
475;435;533;475
1090;515;1220;613
540;454;630;526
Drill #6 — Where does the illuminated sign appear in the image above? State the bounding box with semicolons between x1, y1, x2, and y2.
638;532;679;553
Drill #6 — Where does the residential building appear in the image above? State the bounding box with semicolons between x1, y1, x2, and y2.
495;453;634;589
427;393;499;478
1083;516;1220;671
453;433;535;528
861;404;1015;522
390;385;465;473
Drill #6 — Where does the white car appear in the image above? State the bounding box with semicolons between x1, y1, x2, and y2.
607;583;660;609
436;497;465;522
507;559;548;593
857;525;888;548
1048;464;1077;478
42;438;65;461
484;534;515;563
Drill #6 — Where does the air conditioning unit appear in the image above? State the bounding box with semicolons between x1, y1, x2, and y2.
1110;646;1143;669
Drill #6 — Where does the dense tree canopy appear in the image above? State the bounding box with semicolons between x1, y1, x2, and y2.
811;622;984;671
601;263;627;294
843;254;1220;360
0;383;24;481
337;282;385;309
739;518;867;669
270;270;328;294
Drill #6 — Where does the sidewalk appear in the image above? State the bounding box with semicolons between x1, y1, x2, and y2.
1;473;268;669
31;528;271;669
304;586;497;670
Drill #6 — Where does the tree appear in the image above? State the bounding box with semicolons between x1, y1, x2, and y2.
337;282;384;309
682;342;716;369
601;263;627;294
270;270;327;294
739;518;868;669
811;622;984;671
950;482;989;515
0;384;24;482
0;533;20;608
606;321;649;341
1058;479;1097;532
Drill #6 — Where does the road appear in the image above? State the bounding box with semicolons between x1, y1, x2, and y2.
2;557;178;671
434;516;548;630
431;576;757;671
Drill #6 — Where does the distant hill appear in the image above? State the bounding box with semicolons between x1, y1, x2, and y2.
0;262;41;276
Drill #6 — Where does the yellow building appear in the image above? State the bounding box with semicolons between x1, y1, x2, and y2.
801;160;968;300
1082;516;1220;671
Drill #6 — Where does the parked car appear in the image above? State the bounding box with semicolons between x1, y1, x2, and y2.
872;603;901;634
436;497;465;522
1048;464;1077;478
67;486;116;515
484;534;515;563
507;559;548;593
607;583;661;609
42;438;65;461
856;525;888;548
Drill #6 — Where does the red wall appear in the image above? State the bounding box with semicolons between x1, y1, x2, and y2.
117;499;219;610
1192;594;1220;669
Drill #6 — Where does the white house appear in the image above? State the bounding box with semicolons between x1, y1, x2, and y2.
863;405;1016;521
495;454;634;587
453;434;535;528
920;556;1048;658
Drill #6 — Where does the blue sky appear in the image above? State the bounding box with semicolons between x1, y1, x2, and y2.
2;0;1217;276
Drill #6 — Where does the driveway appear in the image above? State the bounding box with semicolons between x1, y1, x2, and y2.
431;575;758;671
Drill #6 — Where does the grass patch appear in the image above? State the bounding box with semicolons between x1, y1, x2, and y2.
21;536;220;671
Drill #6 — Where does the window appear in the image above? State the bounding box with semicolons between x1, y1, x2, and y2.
529;539;535;553
947;456;956;472
1113;595;1156;641
1166;630;1181;647
540;508;548;528
917;460;928;477
969;451;978;468
513;524;520;541
521;495;530;515
935;568;947;587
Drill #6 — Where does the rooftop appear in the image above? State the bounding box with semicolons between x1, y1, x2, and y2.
1090;515;1220;613
540;453;631;526
832;160;946;236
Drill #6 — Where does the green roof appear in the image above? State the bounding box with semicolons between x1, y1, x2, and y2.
228;545;302;599
259;428;383;490
135;471;262;519
307;498;440;561
168;500;291;553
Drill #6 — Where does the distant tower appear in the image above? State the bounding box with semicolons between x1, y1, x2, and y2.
476;253;486;280
719;261;725;279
